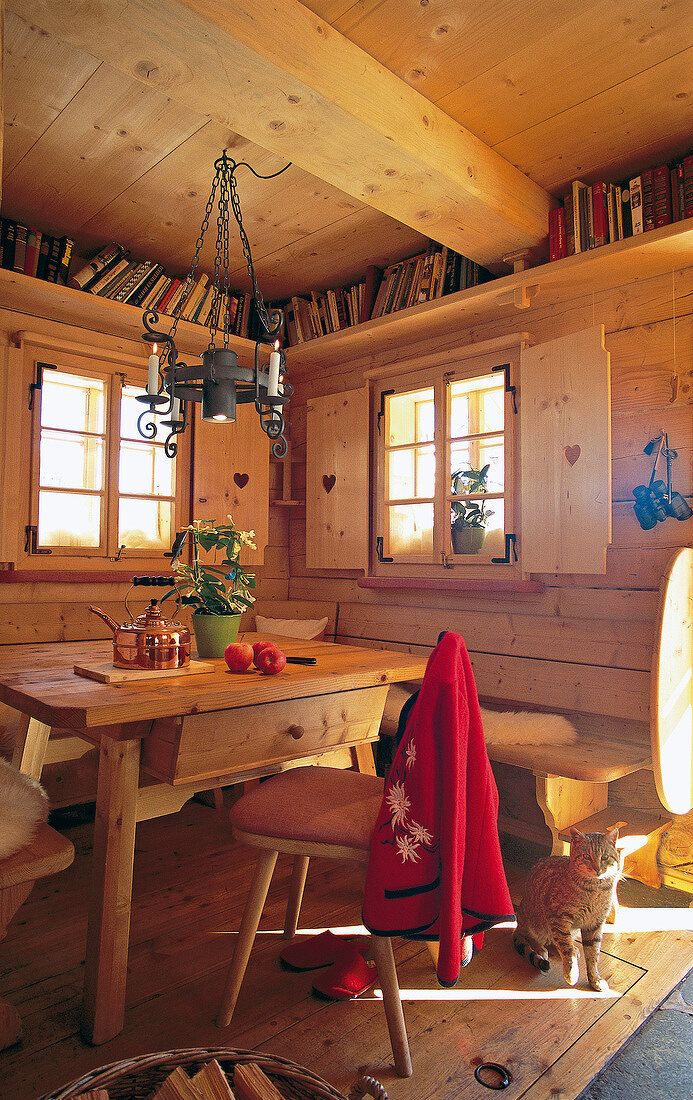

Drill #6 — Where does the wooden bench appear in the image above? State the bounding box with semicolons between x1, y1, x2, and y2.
374;548;693;898
0;822;75;1047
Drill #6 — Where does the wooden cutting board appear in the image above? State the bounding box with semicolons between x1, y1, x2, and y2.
74;659;215;684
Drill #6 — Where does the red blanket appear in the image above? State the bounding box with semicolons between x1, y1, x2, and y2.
362;632;514;985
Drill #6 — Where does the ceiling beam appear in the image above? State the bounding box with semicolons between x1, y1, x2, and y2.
9;0;553;268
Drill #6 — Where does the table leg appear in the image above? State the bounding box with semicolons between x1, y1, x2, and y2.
13;715;51;780
80;735;141;1045
350;742;377;775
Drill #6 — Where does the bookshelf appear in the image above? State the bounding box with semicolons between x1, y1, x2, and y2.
0;267;257;362
1;217;691;373
286;217;693;372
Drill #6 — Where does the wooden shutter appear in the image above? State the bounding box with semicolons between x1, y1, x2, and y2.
192;402;269;568
520;325;611;574
306;386;369;569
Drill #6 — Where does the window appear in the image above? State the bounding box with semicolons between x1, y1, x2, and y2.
374;345;517;576
28;348;188;561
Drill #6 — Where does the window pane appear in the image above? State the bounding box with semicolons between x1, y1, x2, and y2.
39;430;104;490
449;374;504;437
38;490;101;547
450;442;472;481
451;499;505;558
387;502;434;556
120;385;169;441
387;388;434;445
41;370;105;434
119;497;172;549
481;386;504;433
119;440;174;497
478;436;505;493
388;445;435;500
449;391;470;438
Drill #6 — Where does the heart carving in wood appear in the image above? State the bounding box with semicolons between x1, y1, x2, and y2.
322;474;336;494
564;445;581;467
233;472;249;489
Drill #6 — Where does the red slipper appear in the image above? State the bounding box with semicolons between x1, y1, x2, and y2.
279;930;366;972
312;944;378;1000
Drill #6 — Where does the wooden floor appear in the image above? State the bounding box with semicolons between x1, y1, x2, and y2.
1;798;692;1100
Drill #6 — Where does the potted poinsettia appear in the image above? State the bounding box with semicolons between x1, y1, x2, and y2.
450;464;494;554
164;517;256;656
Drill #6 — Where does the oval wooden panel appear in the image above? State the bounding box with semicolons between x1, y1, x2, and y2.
651;547;693;814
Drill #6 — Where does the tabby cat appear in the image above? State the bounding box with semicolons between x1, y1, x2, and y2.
513;827;620;992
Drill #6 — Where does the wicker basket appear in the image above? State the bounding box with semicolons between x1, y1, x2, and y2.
37;1047;350;1100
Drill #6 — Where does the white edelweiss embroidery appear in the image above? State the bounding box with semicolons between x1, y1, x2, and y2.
396;834;421;863
405;740;417;769
386;783;410;827
409;820;433;846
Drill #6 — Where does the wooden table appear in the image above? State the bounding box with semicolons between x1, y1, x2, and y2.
0;635;427;1045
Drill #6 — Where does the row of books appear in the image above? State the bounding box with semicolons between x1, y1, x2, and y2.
66;243;264;338
0;218;74;285
549;153;693;260
281;242;494;346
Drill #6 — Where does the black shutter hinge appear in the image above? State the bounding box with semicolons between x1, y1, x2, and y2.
25;526;52;555
377;389;394;435
29;362;57;411
491;533;517;564
492;363;517;414
376;536;393;563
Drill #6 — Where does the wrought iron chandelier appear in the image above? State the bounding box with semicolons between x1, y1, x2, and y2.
137;151;293;459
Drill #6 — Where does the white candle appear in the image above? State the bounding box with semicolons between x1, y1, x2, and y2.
171;396;181;421
147;344;159;395
267;343;281;398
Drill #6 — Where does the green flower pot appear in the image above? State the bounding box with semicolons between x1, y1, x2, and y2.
192;613;242;658
451;526;486;555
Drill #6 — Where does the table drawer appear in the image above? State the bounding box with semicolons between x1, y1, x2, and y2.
141;684;389;784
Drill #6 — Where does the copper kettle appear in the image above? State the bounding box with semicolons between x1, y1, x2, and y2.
90;577;190;670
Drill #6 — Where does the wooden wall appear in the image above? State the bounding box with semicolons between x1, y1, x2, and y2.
282;265;693;833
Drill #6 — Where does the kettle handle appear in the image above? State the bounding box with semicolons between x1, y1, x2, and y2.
124;577;181;623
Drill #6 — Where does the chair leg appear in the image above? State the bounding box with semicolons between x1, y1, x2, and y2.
216;849;278;1028
370;936;412;1078
284;855;310;938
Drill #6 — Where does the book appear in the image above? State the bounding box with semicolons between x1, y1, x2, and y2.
157;278;182;314
406;254;426;307
128;264;166;308
433;246;448;298
190;283;212;323
371;264;397;318
577;185;590;253
641;168;655;231
68;243;124;289
629;176;644;234
55;237;74;285
416;242;438;303
682;154;693;219
591;182;608;247
563;189;575;255
88;255;131;295
571;181;588;252
180;273;209;319
96;257;138;298
24;228;41;277
142;274;170;311
13;224;28;273
619;182;632;237
1;219;16;270
35;233;53;280
653;164;672;228
116;261;155;303
671;162;683;222
360;265;383;323
44;235;64;283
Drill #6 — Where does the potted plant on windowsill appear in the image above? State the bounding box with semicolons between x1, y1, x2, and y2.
163;517;257;657
450;464;493;555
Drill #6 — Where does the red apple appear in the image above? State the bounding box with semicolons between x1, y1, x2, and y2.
254;643;287;675
252;640;274;665
224;641;254;672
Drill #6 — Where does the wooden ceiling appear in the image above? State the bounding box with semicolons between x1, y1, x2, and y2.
2;1;691;301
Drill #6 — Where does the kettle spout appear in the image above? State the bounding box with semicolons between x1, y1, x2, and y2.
89;605;119;635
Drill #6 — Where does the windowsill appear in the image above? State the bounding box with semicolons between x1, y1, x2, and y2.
358;576;544;593
0;569;152;583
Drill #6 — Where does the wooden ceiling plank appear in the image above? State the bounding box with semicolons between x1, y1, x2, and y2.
2;62;208;237
437;0;693;160
7;0;552;267
494;48;693;193
2;11;100;175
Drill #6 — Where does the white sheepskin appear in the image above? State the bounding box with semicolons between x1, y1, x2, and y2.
0;758;49;859
480;707;578;746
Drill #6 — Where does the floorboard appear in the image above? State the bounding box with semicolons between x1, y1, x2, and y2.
1;800;691;1100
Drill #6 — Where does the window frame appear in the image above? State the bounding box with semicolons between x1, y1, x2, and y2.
26;343;190;567
371;340;522;580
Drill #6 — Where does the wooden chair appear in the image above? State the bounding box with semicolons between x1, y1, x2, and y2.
215;765;413;1077
0;823;75;1048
